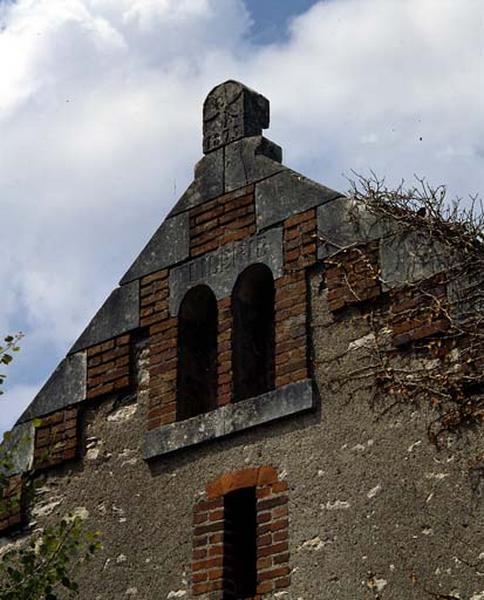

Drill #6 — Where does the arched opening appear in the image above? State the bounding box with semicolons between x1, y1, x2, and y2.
177;285;218;420
232;264;275;402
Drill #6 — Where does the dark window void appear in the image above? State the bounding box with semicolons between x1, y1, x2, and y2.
232;264;275;402
223;487;257;599
177;285;218;421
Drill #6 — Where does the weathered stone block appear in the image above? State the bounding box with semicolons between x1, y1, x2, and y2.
120;212;189;284
317;196;393;259
224;136;283;193
256;169;342;231
169;227;283;314
203;81;269;154
0;421;34;476
168;149;224;216
448;271;484;324
380;231;446;290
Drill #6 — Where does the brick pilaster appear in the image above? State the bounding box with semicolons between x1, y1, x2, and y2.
283;208;317;273
140;269;178;431
274;273;309;387
217;298;232;407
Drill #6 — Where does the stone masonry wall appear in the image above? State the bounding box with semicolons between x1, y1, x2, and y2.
2;193;482;599
4;263;480;600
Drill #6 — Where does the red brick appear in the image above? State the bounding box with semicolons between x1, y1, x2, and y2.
256;580;274;594
257;542;289;558
258;565;290;581
275;575;291;589
192;557;223;572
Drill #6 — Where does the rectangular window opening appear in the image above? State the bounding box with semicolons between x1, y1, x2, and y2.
223;487;257;599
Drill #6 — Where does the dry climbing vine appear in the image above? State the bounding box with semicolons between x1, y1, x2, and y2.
323;173;483;447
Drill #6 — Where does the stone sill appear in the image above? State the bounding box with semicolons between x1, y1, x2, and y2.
143;379;315;460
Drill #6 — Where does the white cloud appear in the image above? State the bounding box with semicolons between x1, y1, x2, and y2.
1;0;482;429
0;383;38;432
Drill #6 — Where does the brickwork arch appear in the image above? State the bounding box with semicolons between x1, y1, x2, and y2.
192;466;290;598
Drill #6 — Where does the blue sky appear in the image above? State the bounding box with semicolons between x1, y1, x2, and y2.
1;0;483;434
246;0;317;43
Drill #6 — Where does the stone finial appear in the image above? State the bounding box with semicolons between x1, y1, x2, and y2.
203;80;270;154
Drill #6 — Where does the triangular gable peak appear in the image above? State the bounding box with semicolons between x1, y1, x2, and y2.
14;80;448;452
3;81;482;600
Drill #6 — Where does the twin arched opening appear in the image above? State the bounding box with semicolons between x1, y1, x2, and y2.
176;264;275;420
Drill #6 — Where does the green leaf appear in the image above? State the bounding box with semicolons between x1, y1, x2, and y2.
1;354;12;365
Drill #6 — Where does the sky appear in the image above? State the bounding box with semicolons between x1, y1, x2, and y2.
1;0;483;433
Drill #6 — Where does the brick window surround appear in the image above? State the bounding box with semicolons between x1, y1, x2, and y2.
192;466;290;598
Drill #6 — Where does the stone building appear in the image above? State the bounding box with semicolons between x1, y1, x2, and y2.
1;81;483;599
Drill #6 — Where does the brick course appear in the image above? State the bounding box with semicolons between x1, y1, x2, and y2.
33;407;79;470
325;241;381;312
189;186;256;258
86;335;131;399
389;273;449;346
274;273;309;387
217;297;232;407
283;208;317;273
0;474;24;534
139;269;169;328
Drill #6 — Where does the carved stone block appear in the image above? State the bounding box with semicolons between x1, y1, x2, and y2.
203;81;269;154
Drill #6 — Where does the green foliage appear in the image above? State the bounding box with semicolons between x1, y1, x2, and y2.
0;334;22;395
0;514;101;600
0;334;102;599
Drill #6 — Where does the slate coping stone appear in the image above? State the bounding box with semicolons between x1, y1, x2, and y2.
17;352;86;424
69;280;139;354
120;212;190;285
